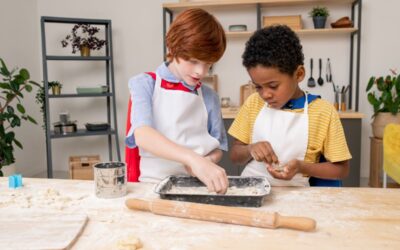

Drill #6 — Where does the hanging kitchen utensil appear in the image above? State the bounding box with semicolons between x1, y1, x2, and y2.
318;58;324;86
307;58;316;87
326;58;332;83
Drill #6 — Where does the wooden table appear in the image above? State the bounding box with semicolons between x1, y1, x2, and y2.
1;178;399;249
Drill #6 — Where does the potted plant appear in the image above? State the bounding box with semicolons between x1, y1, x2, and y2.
0;58;39;176
48;80;62;95
366;69;400;138
61;24;107;56
309;6;330;29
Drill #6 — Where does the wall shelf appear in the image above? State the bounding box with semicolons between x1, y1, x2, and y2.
40;16;121;178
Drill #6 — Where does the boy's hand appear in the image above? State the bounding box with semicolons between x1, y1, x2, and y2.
267;159;302;180
188;156;228;194
249;141;279;164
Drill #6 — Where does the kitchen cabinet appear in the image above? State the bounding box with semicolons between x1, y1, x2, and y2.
40;17;121;178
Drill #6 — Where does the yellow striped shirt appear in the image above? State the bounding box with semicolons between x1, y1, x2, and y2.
228;93;352;163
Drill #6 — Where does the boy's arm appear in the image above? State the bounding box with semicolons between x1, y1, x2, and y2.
230;139;279;166
300;160;350;179
135;126;228;193
230;139;252;165
205;148;223;163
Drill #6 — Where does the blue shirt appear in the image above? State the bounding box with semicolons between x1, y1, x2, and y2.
125;62;228;151
282;93;320;110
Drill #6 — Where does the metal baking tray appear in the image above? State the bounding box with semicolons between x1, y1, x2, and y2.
154;176;271;207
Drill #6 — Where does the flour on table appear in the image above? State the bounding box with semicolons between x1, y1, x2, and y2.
167;186;261;195
1;187;86;210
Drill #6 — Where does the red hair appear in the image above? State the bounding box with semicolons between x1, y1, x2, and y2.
166;8;226;63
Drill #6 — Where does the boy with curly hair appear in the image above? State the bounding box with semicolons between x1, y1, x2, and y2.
126;9;228;193
229;25;351;186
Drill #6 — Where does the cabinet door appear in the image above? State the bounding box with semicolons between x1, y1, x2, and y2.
341;119;362;187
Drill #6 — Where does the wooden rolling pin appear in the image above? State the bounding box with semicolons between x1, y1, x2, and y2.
125;198;316;232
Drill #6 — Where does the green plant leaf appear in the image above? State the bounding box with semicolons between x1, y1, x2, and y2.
16;103;25;114
6;106;14;114
367;92;380;107
382;91;392;104
376;77;385;91
0;83;11;90
395;74;400;92
10;81;20;91
25;84;32;92
5;131;15;143
27;115;37;124
19;68;29;80
13;138;22;149
6;93;17;102
10;117;21;127
366;77;375;92
0;58;11;76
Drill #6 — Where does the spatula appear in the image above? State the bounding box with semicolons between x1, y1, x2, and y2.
307;58;316;87
318;58;324;86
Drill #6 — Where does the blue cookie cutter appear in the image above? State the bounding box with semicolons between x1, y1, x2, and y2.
8;174;23;189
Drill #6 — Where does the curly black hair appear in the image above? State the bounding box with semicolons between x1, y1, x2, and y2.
242;25;304;75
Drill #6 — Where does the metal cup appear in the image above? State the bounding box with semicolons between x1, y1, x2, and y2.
59;112;70;124
94;162;127;198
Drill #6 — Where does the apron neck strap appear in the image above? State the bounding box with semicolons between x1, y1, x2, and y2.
303;91;309;114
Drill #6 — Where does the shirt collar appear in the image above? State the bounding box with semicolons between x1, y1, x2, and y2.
282;93;320;109
155;62;197;91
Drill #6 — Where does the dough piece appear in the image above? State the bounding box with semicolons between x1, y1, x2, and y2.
271;162;285;172
116;236;142;250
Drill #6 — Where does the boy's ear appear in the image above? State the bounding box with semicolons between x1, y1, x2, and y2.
295;65;305;83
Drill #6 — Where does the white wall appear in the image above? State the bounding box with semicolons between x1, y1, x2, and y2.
0;0;43;176
0;0;398;180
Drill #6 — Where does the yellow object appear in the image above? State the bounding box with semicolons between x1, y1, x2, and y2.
383;123;400;184
228;93;351;163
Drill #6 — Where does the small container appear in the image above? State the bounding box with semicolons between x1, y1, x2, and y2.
221;97;231;108
334;92;347;111
94;162;127;198
59;112;70;124
53;121;77;134
228;24;247;32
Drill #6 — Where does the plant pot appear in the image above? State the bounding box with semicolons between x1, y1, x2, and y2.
1;163;16;176
51;85;61;95
371;112;400;139
312;16;327;29
80;46;91;57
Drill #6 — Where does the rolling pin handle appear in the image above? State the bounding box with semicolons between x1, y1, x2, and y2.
125;198;151;212
275;214;316;232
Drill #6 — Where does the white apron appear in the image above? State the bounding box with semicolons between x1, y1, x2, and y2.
241;94;310;187
139;74;220;182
